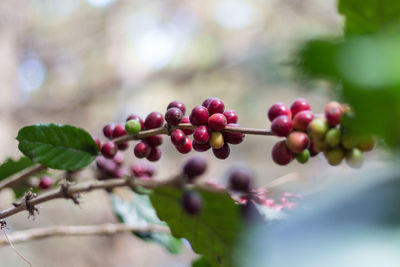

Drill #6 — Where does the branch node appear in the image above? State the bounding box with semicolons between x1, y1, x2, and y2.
23;189;39;219
60;183;80;205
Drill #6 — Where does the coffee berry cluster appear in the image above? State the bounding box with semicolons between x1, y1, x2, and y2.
268;99;375;168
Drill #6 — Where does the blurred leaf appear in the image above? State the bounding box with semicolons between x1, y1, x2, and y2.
0;156;34;182
111;193;183;254
150;187;242;267
17;124;99;170
338;0;400;35
192;257;212;267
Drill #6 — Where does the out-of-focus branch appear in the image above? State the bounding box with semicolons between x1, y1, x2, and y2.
0;164;46;191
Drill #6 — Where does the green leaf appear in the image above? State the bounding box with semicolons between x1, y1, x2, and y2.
192;257;212;267
17;124;99;170
0;156;34;182
111;193;183;254
150;187;242;267
338;0;400;35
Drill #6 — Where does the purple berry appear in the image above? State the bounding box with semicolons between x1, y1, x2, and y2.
101;141;117;158
223;110;238;124
144;112;164;130
39;176;53;190
223;123;245;144
134;141;151;158
212;143;230;159
181;191;203;215
207;98;225;115
146;147;161;162
102;123;115;139
167;100;186;115
189;106;209;126
165;107;184;126
171;129;187;147
193;126;210;144
183;157;207;181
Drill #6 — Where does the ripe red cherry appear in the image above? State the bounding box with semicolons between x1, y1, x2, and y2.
223;110;238;124
144;112;164;129
171;129;187;147
183;157;207;181
290;98;311;118
202;97;217;108
192;141;211;152
167;100;186;115
176;137;193;154
208;113;227;131
117;142;129;151
165;107;184;126
146;147;162;162
207;98;225;115
325;101;343;126
223;123;245;144
271;141;294;165
39;175;53;189
193;126;210;144
293;110;314;132
101;141;117;158
126;114;144;129
181;117;194;135
189;106;209;126
134;141;151;158
286;131;310;153
229;168;253;192
271;115;294;137
111;167;127;178
181;191;203;215
102;123;115;139
212;143;230;159
268;102;291;122
130;163;147;177
112;124;127;139
92;135;101;149
146;135;163;147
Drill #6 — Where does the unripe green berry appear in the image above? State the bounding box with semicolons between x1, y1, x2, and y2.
307;117;329;140
209;131;224;149
341;131;357;150
296;149;310;164
345;148;363;169
324;128;341;148
125;119;141;135
325;147;344;166
357;135;375;152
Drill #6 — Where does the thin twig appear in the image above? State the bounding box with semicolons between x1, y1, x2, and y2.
2;228;33;267
0;223;170;246
0;164;47;191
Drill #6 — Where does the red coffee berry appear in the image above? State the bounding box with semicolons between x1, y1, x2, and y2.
146;135;163;147
325;101;343;126
101;141;117;158
272;140;294;165
181;191;203;215
286;131;310;153
183;157;207;181
202;97;217;108
96;156;108;171
223;110;238;124
271;115;294;137
309;141;320;157
134;141;151;158
130;163;147;177
126;114;144;129
207;98;225;115
176;137;193;154
117;142;129;151
229;168;254;192
192;140;211;152
208;113;227;131
112;152;124;166
167;100;186;115
165;107;184;126
171;129;187;147
268;102;291;122
223;123;245;144
290;98;311;118
39;176;53;189
92;135;101;149
193;126;210;144
212;143;230;159
112;124;127;139
102;123;115;139
146;147;162;162
111;167;127;178
189;106;209;126
293;110;314;132
146;165;156;177
144;112;164;129
181;117;194;135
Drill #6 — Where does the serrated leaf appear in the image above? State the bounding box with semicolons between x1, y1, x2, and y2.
111;193;183;254
17;124;99;170
150;187;242;267
0;156;34;182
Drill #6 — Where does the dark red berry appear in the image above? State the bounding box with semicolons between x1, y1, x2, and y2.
39;175;53;189
112;124;127;138
165;107;184;126
117;142;129;151
181;191;203;215
92;135;101;149
286;131;310;153
183;157;207;181
112;152;124;166
223;123;245;144
146;147;162;162
202;97;217;108
146;135;163;147
192;141;211;152
223;110;238;124
189;106;209;126
130;163;147;177
144;112;164;129
193;126;210;144
134;141;151;158
290;98;311;118
268;103;291;122
111;167;127;178
207;98;225;115
271;115;294;137
102;123;114;139
171;129;187;147
309;141;320;157
229;168;254;192
96;156;117;175
146;165;156;177
271;141;294;165
181;117;194;135
101;141;117;158
325;101;343;127
212;143;230;159
126;114;144;129
208;113;227;131
167;100;186;116
293;110;314;131
176;137;192;154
